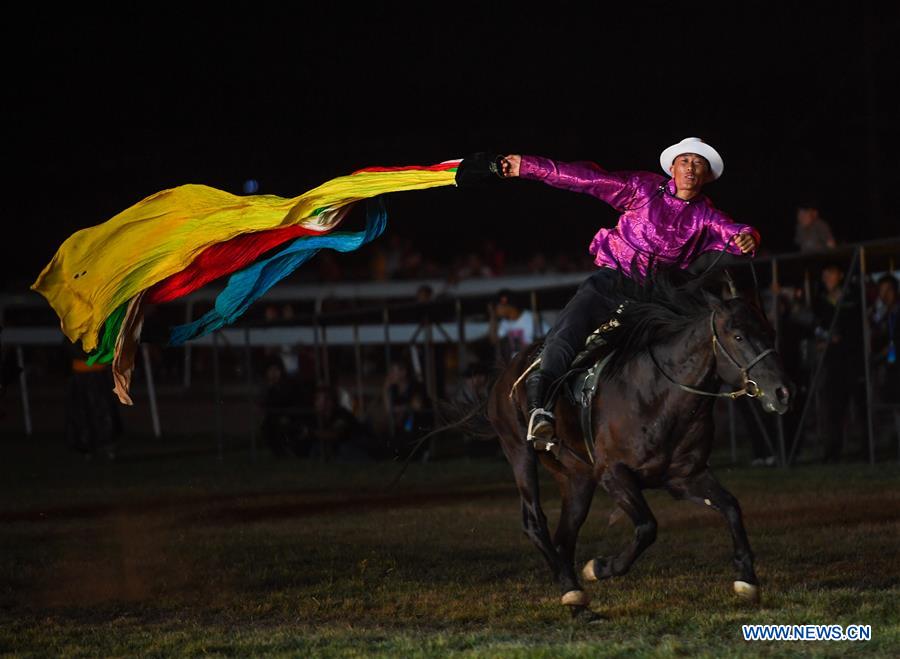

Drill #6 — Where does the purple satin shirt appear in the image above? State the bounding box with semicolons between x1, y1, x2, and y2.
519;155;760;277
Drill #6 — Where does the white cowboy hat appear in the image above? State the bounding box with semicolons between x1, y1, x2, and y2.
659;137;724;180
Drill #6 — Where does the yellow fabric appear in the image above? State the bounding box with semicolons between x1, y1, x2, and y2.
31;169;457;352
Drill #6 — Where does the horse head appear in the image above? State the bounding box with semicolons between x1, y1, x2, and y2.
708;295;794;415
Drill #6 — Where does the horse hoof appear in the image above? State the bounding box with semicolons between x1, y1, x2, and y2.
582;559;598;583
570;606;604;623
561;590;591;607
733;580;760;603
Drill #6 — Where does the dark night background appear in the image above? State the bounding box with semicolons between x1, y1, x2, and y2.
4;4;899;289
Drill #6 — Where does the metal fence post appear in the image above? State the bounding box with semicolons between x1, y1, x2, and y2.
858;247;876;464
771;257;787;467
16;346;31;436
321;323;330;386
141;344;161;438
353;322;364;414
383;307;394;438
312;316;322;385
531;289;542;339
244;326;257;461
212;331;224;461
183;301;193;389
456;298;467;377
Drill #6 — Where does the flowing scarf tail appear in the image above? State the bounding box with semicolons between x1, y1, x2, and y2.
32;160;461;354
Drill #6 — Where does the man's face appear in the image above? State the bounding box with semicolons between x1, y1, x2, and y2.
822;267;843;292
315;390;335;416
389;364;408;383
878;281;898;306
797;208;818;227
495;299;516;319
265;364;282;385
669;153;711;192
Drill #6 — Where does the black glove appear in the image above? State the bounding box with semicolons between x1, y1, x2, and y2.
455;152;505;187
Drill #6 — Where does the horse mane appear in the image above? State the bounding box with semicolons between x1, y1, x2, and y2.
600;265;723;378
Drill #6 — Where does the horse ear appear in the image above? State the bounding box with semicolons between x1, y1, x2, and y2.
722;269;739;299
702;289;725;313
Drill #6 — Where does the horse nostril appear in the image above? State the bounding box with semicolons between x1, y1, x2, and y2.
776;386;790;405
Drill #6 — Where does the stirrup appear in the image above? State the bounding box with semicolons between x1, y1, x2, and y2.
527;408;557;451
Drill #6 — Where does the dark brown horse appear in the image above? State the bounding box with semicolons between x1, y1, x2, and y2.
487;273;792;615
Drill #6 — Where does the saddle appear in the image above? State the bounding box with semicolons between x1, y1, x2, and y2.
561;325;618;464
518;308;623;464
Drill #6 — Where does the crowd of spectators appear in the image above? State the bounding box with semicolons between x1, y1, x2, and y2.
252;264;897;466
311;233;597;285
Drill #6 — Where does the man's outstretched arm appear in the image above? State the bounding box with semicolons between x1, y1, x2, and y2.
500;154;640;210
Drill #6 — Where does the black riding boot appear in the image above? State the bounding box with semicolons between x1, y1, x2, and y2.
524;370;558;453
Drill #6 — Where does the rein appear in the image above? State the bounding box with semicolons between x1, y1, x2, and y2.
648;310;776;400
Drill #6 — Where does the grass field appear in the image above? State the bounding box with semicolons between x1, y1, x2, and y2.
0;435;898;657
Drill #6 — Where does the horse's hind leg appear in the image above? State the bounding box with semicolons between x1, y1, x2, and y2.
582;462;657;582
499;432;589;608
666;469;760;602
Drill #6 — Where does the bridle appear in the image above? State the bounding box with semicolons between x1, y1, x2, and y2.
649;309;777;400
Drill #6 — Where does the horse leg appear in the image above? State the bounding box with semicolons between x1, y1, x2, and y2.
582;462;657;582
552;473;596;573
499;435;589;608
666;469;760;602
552;473;598;619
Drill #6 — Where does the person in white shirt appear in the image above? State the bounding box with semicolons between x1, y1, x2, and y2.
488;289;550;359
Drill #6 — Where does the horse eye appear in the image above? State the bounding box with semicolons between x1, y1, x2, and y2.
734;335;743;342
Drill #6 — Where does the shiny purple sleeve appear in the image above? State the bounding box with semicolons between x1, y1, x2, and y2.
518;155;640;210
704;208;762;255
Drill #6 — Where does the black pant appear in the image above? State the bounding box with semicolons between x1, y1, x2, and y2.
538;269;622;389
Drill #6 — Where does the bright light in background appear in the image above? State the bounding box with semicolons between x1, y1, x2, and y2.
243;179;259;194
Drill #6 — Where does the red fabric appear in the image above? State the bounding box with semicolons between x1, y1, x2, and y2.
146;225;320;303
352;162;459;174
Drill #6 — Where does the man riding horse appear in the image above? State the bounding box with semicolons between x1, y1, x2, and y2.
494;138;760;451
452;140;789;613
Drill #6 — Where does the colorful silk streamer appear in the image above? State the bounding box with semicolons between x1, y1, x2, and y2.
102;198;386;404
32;161;460;352
168;197;387;345
86;217;345;365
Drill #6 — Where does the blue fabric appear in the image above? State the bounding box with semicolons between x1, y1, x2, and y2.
168;197;387;346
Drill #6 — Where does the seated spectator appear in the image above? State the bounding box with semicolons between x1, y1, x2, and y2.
481;240;506;276
383;360;415;432
260;359;303;456
528;252;550;275
794;203;836;252
304;385;372;461
416;284;434;304
459;362;492;403
456;253;494;279
399;248;425;279
871;274;899;403
488;289;550;359
399;384;431;440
